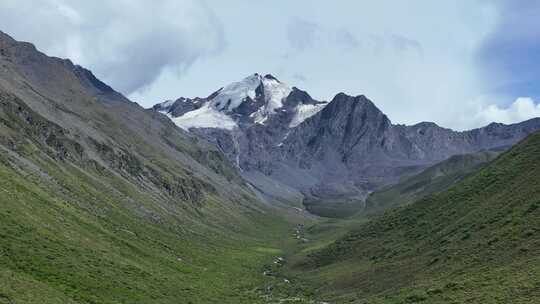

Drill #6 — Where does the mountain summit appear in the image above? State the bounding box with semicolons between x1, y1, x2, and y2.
153;73;327;130
153;75;540;209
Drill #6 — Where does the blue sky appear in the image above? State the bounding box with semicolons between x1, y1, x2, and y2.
0;0;539;130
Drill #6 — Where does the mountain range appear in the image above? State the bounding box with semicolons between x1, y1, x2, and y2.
1;29;540;304
153;74;540;209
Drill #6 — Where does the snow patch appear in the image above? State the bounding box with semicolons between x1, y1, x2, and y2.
263;77;292;114
169;104;237;130
157;73;296;130
252;112;269;124
251;76;292;124
289;103;327;127
210;74;261;111
206;73;293;125
159;99;175;109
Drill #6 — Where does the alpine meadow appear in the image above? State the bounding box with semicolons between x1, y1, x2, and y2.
0;1;539;303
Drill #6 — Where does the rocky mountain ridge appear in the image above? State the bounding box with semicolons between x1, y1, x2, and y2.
154;75;540;207
0;30;264;221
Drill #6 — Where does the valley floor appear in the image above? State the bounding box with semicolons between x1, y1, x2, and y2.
272;133;540;303
0;153;310;304
3;130;540;304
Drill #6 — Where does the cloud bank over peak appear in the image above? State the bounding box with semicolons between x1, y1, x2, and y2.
475;97;540;126
0;1;537;131
0;0;225;94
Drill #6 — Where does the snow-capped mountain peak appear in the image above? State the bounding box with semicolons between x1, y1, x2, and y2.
261;75;292;113
208;73;292;116
153;73;327;131
210;73;262;112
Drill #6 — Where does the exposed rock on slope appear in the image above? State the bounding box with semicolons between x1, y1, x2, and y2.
0;30;249;208
154;75;540;208
0;30;298;303
363;150;500;215
295;130;540;303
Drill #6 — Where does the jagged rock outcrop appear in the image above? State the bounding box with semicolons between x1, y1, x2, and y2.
154;75;540;207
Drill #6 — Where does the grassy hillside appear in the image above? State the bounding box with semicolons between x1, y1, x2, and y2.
364;150;499;216
2;30;539;304
303;196;366;219
303;151;498;219
284;132;540;303
0;96;300;303
0;159;290;304
0;31;310;303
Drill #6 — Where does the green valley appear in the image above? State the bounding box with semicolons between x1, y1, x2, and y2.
280;132;540;303
1;19;540;304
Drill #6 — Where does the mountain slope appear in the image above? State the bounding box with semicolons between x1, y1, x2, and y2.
301;150;499;218
287;131;540;303
153;78;540;208
0;31;299;303
363;150;500;215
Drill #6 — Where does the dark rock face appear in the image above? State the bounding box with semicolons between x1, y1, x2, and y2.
278;94;540;201
153;97;203;117
74;66;115;93
153;76;540;207
0;30;254;211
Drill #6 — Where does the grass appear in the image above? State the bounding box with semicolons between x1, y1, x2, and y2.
303;151;498;219
303;196;365;218
2;77;539;303
0;80;318;303
255;247;283;255
0;150;302;303
363;150;499;216
280;131;540;303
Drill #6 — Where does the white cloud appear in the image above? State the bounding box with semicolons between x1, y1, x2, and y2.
0;0;225;94
474;97;540;126
1;0;520;132
268;1;499;131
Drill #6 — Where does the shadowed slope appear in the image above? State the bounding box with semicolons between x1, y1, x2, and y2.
362;150;500;216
